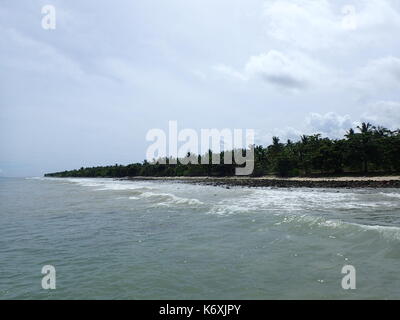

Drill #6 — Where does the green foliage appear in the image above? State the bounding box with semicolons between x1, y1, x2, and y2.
45;123;400;178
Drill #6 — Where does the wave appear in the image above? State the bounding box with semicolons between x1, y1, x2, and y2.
278;214;400;241
350;223;400;241
34;178;400;240
379;192;400;199
206;187;400;218
59;178;155;191
208;204;252;216
52;177;204;207
206;191;400;242
130;191;203;207
206;189;352;216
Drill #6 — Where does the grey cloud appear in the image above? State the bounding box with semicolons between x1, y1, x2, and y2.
261;74;306;90
215;50;328;91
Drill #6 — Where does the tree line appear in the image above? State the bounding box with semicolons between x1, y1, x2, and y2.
45;123;400;178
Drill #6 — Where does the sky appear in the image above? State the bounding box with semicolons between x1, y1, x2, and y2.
1;0;400;177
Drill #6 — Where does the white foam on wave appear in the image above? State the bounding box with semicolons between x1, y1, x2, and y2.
55;178;204;207
131;191;203;207
350;223;400;241
206;186;400;241
207;186;400;217
276;214;343;229
207;188;354;216
208;203;253;216
279;213;400;241
96;184;154;191
40;178;400;239
25;177;47;181
60;178;156;192
379;192;400;199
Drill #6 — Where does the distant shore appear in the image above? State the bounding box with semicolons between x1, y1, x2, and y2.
122;175;400;188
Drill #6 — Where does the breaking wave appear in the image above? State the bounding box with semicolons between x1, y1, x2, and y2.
51;177;400;240
130;191;203;207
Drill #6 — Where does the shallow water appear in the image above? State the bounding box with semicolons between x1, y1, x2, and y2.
0;177;399;299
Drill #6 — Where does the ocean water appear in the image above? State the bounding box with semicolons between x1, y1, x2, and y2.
0;177;399;300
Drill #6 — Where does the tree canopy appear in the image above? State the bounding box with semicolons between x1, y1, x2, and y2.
45;123;400;178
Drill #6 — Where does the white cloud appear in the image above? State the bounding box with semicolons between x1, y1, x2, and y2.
352;56;400;93
244;50;330;90
306;112;353;138
361;101;400;129
255;126;304;145
273;126;304;142
256;111;363;144
215;50;400;98
213;64;247;81
264;0;338;50
257;0;400;96
354;0;400;31
258;106;400;145
263;0;400;51
214;50;332;91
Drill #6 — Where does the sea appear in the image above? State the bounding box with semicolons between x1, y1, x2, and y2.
0;177;399;299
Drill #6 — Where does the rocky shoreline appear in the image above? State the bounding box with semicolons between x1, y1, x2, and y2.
124;176;400;189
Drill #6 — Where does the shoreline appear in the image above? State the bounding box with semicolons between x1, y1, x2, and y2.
122;175;400;188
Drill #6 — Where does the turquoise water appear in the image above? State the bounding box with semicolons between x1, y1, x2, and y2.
0;177;399;299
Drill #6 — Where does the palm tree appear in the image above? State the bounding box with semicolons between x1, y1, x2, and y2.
357;122;373;134
300;135;309;144
356;122;374;173
374;126;390;137
345;128;355;138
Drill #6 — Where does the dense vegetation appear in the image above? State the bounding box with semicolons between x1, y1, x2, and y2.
45;123;400;178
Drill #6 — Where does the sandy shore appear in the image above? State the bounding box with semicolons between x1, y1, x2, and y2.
124;175;400;188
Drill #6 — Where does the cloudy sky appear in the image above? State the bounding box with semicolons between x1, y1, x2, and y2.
1;0;400;176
